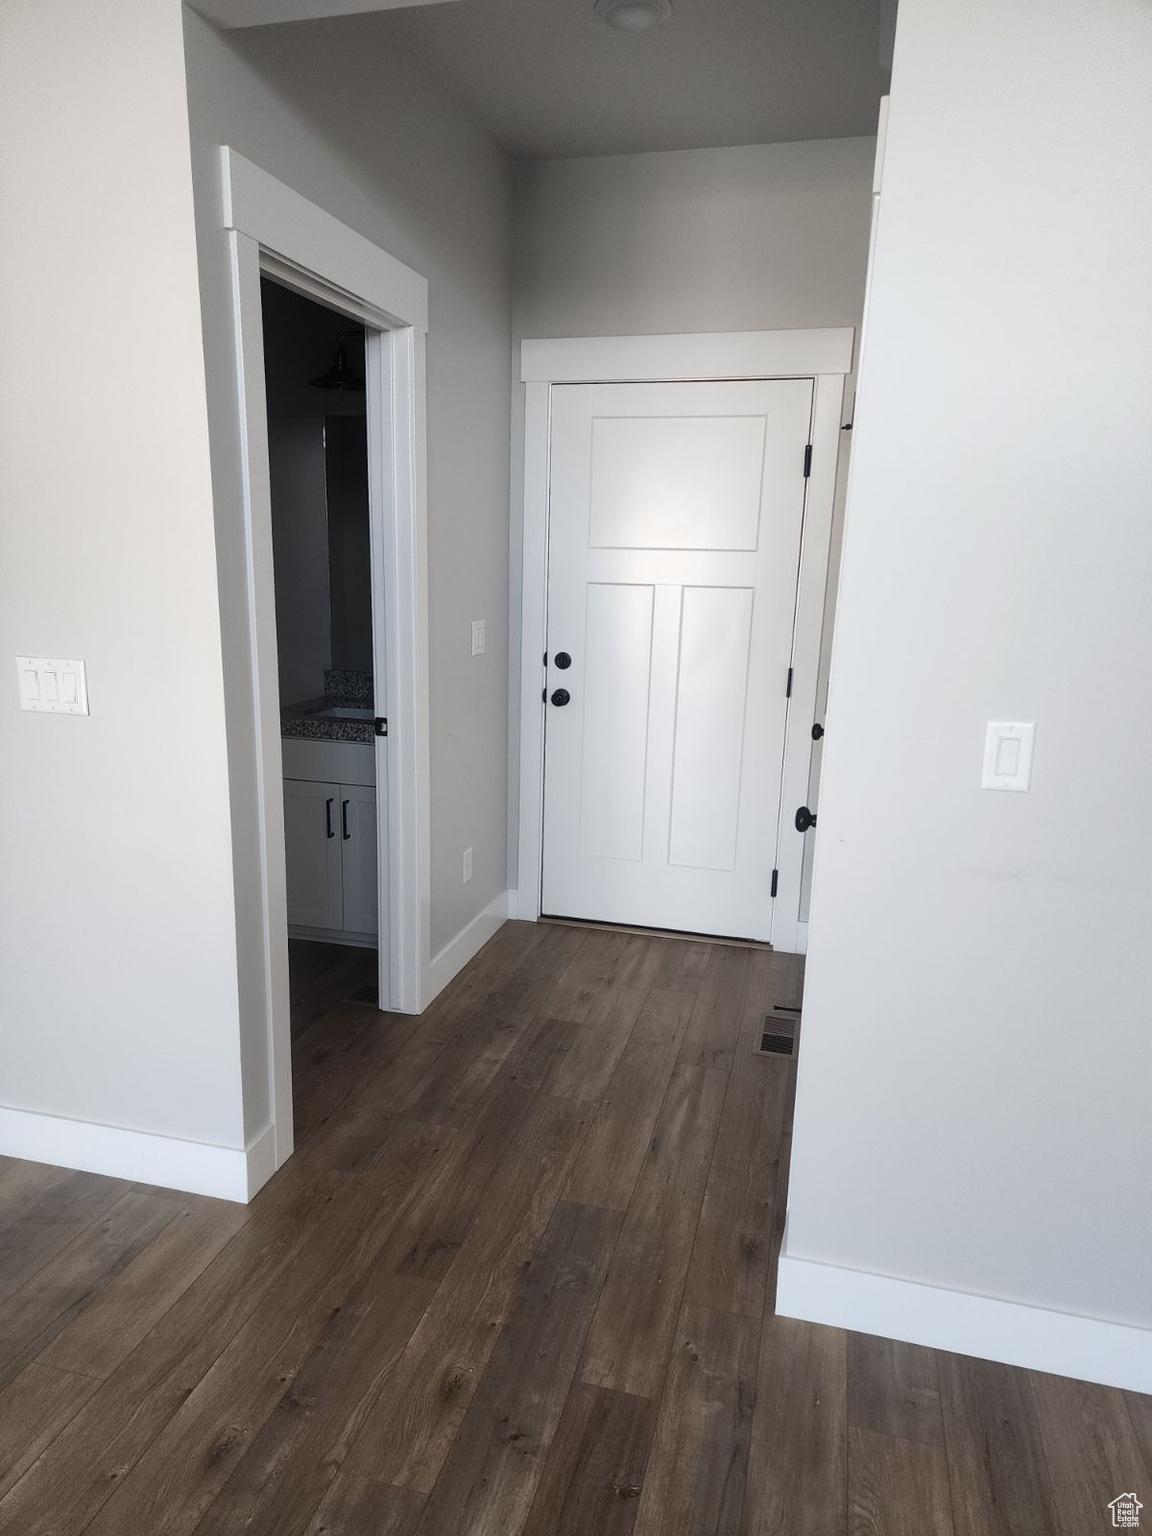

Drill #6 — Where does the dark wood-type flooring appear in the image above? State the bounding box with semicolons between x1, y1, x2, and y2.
0;921;1147;1534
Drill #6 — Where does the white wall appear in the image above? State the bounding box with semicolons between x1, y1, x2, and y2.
508;138;876;887
783;0;1152;1350
0;0;247;1151
182;4;514;1040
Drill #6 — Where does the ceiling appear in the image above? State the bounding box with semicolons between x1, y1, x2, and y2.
378;0;890;160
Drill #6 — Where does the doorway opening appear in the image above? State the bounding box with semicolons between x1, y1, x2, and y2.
260;278;383;1040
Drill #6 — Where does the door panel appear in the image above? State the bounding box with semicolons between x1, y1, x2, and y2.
284;779;344;931
340;783;379;937
542;378;812;941
588;415;767;550
668;585;754;873
578;582;654;862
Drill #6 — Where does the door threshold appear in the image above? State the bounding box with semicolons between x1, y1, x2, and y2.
539;915;772;951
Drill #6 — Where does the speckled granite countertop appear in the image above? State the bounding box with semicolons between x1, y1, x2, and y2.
281;669;375;744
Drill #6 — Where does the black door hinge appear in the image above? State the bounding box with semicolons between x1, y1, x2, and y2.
803;443;813;478
374;717;388;737
770;868;779;898
785;666;794;698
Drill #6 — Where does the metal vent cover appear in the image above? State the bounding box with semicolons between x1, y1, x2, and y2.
756;1012;797;1058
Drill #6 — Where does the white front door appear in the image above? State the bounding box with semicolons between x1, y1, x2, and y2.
541;378;813;941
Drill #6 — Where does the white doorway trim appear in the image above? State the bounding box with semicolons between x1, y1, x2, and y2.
221;148;431;1175
515;328;853;953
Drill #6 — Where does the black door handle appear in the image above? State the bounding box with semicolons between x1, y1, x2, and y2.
795;805;817;832
550;689;571;707
325;797;335;839
811;722;824;740
342;799;351;840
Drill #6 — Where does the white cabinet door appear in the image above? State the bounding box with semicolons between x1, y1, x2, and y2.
541;378;813;942
339;783;378;936
283;779;344;931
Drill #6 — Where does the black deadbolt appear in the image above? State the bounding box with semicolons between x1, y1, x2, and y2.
554;651;572;670
795;805;817;832
550;688;571;707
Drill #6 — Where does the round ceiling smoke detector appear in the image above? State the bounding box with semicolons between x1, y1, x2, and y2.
594;0;672;31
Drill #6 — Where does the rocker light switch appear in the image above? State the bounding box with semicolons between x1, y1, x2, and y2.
17;657;89;716
982;721;1034;791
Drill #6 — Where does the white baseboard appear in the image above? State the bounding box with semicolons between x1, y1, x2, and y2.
776;1241;1152;1394
426;890;512;1004
0;1105;276;1204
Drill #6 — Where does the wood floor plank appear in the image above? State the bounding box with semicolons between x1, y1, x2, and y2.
0;1169;130;1297
520;1382;656;1536
1126;1387;1152;1475
303;1473;425;1536
80;1125;451;1536
677;946;753;1072
377;1083;537;1284
291;1003;392;1144
684;1049;789;1320
502;1015;583;1092
1029;1370;1148;1536
545;982;648;1102
581;1063;728;1399
0;1171;383;1536
0;1161;72;1238
564;988;696;1211
743;1316;848;1536
346;1093;592;1493
0;1361;101;1501
38;1197;247;1381
937;1351;1059;1536
0;1190;179;1389
633;1302;759;1536
650;936;713;996
848;1426;954;1536
539;929;624;1023
847;1332;945;1447
191;1271;435;1536
395;927;569;1127
413;1201;622;1536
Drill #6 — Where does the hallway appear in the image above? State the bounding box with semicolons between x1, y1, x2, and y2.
0;921;1146;1534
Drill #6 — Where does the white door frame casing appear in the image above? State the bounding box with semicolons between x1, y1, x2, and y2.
221;148;432;1176
515;329;853;952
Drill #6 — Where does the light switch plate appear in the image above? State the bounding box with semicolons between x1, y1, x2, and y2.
17;657;89;715
471;619;486;657
462;846;473;884
982;721;1034;791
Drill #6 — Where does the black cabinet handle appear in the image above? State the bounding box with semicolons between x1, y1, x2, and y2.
342;799;351;840
325;797;335;839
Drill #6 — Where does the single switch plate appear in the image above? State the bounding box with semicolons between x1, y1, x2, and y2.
471;620;486;657
17;657;89;715
982;721;1034;791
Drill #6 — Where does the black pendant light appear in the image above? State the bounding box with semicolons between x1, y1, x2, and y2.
310;330;365;392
